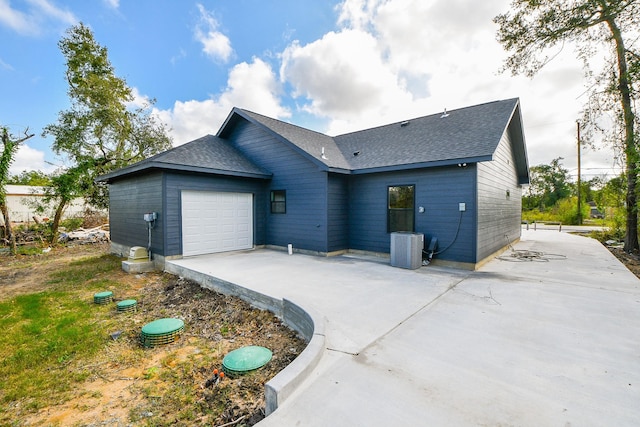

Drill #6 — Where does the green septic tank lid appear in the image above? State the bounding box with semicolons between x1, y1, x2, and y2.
223;346;272;374
94;291;113;298
117;299;137;308
94;291;114;304
116;299;137;312
141;318;184;336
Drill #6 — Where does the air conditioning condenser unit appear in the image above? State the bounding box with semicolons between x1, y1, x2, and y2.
390;232;424;269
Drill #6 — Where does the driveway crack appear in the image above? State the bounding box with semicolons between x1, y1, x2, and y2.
355;275;469;356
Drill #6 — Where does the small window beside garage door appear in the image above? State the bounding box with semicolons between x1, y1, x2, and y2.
181;191;253;256
270;190;286;214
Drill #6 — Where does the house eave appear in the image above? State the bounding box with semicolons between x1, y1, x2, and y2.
326;167;352;174
96;161;272;183
350;156;492;175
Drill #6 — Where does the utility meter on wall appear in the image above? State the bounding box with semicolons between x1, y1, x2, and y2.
144;212;157;222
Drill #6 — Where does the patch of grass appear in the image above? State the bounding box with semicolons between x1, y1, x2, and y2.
0;292;104;407
0;252;133;423
15;245;45;256
60;217;83;231
46;254;122;289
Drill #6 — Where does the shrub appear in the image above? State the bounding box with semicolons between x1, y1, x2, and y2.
522;209;558;223
554;197;591;225
60;217;83;231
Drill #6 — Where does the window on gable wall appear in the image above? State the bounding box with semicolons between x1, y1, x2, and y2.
270;190;286;214
388;185;415;232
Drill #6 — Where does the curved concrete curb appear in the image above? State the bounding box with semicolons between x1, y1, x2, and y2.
265;300;325;415
163;262;326;415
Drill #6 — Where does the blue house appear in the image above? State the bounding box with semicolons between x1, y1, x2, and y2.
98;98;529;270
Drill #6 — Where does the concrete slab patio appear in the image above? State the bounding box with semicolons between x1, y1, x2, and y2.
166;229;640;426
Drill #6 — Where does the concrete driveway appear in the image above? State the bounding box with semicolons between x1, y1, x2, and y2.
167;230;640;426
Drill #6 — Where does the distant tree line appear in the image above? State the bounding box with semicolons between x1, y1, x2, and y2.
523;157;626;235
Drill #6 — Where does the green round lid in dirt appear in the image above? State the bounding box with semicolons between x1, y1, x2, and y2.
94;291;113;298
94;291;113;304
116;299;137;312
141;318;184;336
140;318;184;347
223;346;272;374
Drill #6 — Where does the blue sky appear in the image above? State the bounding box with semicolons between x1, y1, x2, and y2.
0;0;622;180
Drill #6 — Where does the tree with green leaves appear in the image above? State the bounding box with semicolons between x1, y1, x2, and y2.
7;170;51;186
43;166;85;244
1;127;34;253
495;0;639;252
523;157;572;210
43;23;172;212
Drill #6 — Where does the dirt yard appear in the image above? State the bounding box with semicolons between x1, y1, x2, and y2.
608;245;640;278
0;243;306;426
2;237;639;426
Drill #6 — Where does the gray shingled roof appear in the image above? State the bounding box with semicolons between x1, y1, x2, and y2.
99;98;528;184
224;99;525;177
97;135;271;182
334;98;520;172
222;109;353;171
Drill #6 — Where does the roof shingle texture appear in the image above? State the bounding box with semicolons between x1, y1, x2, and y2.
238;110;352;170
240;98;518;171
335;99;518;170
129;134;270;176
100;98;520;182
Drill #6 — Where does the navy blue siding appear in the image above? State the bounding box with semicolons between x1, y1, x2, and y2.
476;130;522;260
163;172;268;257
327;173;349;252
348;167;476;263
109;172;164;255
228;120;329;252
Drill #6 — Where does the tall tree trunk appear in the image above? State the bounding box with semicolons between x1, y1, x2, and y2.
49;199;67;245
606;16;638;252
1;203;16;255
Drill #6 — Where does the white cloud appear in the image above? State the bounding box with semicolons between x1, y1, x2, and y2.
0;0;33;34
170;48;187;66
9;144;52;176
336;0;382;30
277;0;617;176
219;58;289;117
154;58;289;145
194;4;233;62
29;0;75;26
0;0;76;35
153;99;224;145
281;29;413;133
126;87;151;109
0;57;14;71
103;0;119;9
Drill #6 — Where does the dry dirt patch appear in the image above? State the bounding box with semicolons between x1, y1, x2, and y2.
608;246;640;278
1;244;306;426
0;243;111;298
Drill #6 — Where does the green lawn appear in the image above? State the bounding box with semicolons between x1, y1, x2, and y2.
0;254;128;420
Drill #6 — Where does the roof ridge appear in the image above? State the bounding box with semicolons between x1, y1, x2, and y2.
238;108;331;139
237;108;352;170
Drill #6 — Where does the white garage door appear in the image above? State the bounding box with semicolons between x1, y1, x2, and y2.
181;191;253;256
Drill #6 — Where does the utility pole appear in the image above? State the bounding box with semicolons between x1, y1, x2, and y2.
577;121;582;225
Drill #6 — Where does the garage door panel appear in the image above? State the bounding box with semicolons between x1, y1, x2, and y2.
182;191;253;256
